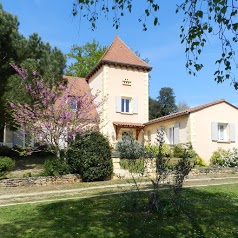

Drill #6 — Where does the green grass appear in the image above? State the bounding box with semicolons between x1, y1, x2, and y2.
1;184;238;238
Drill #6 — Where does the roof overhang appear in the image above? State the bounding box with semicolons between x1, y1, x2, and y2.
113;121;145;140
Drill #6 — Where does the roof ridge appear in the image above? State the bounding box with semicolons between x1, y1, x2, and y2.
145;99;229;125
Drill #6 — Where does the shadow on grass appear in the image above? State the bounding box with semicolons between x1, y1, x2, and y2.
0;184;238;238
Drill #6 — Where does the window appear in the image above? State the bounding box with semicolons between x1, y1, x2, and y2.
167;123;180;145
168;127;174;144
69;97;78;111
116;96;138;114
218;123;227;141
147;130;151;141
121;98;130;113
211;122;235;143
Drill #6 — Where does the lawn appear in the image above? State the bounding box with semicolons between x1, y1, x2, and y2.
1;184;238;238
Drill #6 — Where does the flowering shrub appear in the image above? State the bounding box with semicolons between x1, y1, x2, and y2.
210;147;238;167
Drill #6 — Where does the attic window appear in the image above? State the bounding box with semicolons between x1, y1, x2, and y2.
122;78;131;86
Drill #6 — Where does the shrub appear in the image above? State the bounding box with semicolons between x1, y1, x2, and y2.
195;156;206;166
67;132;113;182
144;144;171;158
210;147;238;167
0;156;15;177
0;146;17;157
43;159;70;176
117;138;144;160
173;144;197;159
210;148;227;166
120;158;144;173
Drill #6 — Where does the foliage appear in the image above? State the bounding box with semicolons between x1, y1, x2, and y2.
67;132;113;182
149;96;160;120
0;156;15;177
149;87;178;120
147;127;195;213
144;143;171;158
195;156;207;167
177;0;238;88
72;1;238;87
67;39;107;77
10;65;102;159
211;147;238;167
210;147;228;166
0;4;66;127
177;101;190;111
0;146;17;157
157;87;177;116
173;143;197;159
42;159;70;176
117;137;144;160
120;158;144;173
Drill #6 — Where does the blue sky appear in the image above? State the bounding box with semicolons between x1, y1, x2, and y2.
2;0;238;107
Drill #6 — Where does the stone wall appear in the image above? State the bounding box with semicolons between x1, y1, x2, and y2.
0;174;81;188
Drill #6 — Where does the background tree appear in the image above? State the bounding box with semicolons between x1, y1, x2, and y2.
177;101;190;111
66;39;107;77
0;4;66;128
157;87;177;116
10;65;102;160
72;0;238;88
149;97;160;120
149;87;177;120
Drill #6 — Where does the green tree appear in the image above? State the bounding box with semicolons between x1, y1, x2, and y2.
157;87;177;117
66;39;107;77
0;4;66;127
177;101;190;111
72;0;238;88
149;97;160;120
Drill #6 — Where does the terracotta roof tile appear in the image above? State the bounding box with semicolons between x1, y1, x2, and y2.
113;121;145;128
86;36;152;79
145;99;236;125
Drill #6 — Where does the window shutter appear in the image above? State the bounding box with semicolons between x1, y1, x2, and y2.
132;97;138;114
116;96;121;112
230;123;236;143
174;122;180;144
211;122;218;141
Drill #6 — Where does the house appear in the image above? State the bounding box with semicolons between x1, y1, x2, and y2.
1;36;238;164
85;36;151;145
144;99;238;163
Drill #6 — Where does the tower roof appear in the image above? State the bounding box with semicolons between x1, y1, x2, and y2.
86;36;152;79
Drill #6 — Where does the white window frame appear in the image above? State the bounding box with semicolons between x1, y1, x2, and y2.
121;97;131;113
218;123;228;142
168;126;175;145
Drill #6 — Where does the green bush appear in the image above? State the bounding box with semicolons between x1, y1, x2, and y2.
173;144;197;159
0;146;17;157
211;147;238;167
43;159;70;176
117;138;144;160
144;144;171;158
0;156;15;177
210;148;227;166
67;132;113;182
195;156;206;166
120;158;144;173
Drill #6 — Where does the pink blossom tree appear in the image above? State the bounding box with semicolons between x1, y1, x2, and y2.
10;65;103;160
